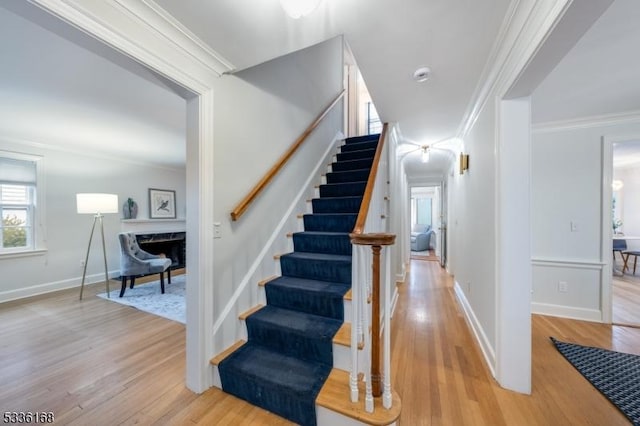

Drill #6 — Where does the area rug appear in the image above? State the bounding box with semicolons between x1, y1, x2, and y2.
551;337;640;425
411;250;439;261
97;274;186;324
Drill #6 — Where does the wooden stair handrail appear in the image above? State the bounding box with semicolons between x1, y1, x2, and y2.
351;123;389;235
230;90;346;221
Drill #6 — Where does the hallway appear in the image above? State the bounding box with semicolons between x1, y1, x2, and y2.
394;259;635;425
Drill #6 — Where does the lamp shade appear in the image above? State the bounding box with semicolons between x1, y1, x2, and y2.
76;193;119;214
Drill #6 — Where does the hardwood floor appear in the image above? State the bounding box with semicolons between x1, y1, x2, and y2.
1;262;638;425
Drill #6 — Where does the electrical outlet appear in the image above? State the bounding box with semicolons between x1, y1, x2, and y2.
213;222;222;239
570;221;578;232
80;259;85;267
558;281;568;293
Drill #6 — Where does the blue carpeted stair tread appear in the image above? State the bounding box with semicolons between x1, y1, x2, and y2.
344;134;380;144
331;158;373;172
311;196;363;213
265;275;350;319
319;181;367;198
337;148;377;162
218;342;330;426
246;305;342;365
303;213;358;232
339;140;378;153
280;252;352;284
292;231;352;255
326;168;371;184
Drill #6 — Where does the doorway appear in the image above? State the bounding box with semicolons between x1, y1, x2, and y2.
608;139;640;327
409;185;441;262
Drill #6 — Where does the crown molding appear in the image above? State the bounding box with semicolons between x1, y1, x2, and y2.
115;0;234;76
458;0;572;139
28;0;233;90
533;110;640;134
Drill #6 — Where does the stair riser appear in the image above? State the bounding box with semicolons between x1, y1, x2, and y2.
332;343;365;374
293;233;352;256
312;197;362;214
326;170;371;184
303;214;357;232
258;285;351;322
319;183;367;198
331;159;373;172
344;134;379;144
246;318;335;365
340;140;378;153
337;149;377;162
219;367;321;426
266;283;347;320
317;406;397;426
281;256;352;284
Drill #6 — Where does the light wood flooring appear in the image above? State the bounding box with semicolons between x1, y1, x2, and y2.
1;262;638;424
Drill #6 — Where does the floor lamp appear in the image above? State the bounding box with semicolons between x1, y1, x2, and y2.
77;193;119;300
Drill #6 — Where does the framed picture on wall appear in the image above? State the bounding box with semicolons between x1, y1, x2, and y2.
149;188;176;219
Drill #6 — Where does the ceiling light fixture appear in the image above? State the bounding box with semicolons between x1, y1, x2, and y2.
413;67;431;83
421;146;431;163
280;0;323;19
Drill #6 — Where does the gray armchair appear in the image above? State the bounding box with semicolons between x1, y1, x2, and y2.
118;232;172;297
411;224;433;252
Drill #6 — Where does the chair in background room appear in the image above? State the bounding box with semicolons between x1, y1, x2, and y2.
118;232;172;297
613;238;627;263
410;223;433;252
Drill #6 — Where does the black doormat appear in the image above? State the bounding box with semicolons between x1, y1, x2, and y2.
551;337;640;425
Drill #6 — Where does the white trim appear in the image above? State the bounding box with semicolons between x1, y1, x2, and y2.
531;257;606;270
0;249;47;260
532;303;602;323
0;269;118;303
533;110;640;134
0;135;186;172
600;133;640;324
211;131;344;338
114;0;234;75
454;281;496;377
390;284;399;318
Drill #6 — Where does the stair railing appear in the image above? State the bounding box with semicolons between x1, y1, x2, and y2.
349;123;396;412
230;90;345;221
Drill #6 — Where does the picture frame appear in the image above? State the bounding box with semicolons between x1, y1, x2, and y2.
148;188;176;219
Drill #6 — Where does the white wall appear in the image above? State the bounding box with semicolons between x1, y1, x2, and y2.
0;138;186;302
448;100;498;347
531;121;640;321
209;37;345;355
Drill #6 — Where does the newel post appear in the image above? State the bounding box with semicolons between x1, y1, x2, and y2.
349;232;396;397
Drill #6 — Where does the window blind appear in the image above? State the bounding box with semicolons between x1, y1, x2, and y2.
0;157;37;186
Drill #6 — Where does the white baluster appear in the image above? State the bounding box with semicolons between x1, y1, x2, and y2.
363;251;374;413
383;247;392;409
350;246;359;403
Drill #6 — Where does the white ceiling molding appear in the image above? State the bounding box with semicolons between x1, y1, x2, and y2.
114;0;235;76
457;0;572;139
533;109;640;134
28;0;232;89
0;134;185;172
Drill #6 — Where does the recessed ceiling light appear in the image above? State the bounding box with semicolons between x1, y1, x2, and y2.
413;67;431;83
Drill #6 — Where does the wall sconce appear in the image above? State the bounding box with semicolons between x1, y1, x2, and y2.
459;153;469;175
421;146;431;163
612;180;624;191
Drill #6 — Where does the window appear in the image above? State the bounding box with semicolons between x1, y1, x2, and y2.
0;155;38;253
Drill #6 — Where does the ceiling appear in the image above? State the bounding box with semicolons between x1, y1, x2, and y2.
532;0;640;124
2;0;511;175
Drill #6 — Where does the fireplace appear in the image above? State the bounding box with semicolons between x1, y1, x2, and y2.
135;232;186;270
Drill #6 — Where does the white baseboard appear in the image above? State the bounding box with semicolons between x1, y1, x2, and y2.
0;270;119;303
453;281;496;376
531;302;602;323
390;284;399;318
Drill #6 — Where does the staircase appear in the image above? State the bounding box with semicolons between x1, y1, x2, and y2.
215;134;380;426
